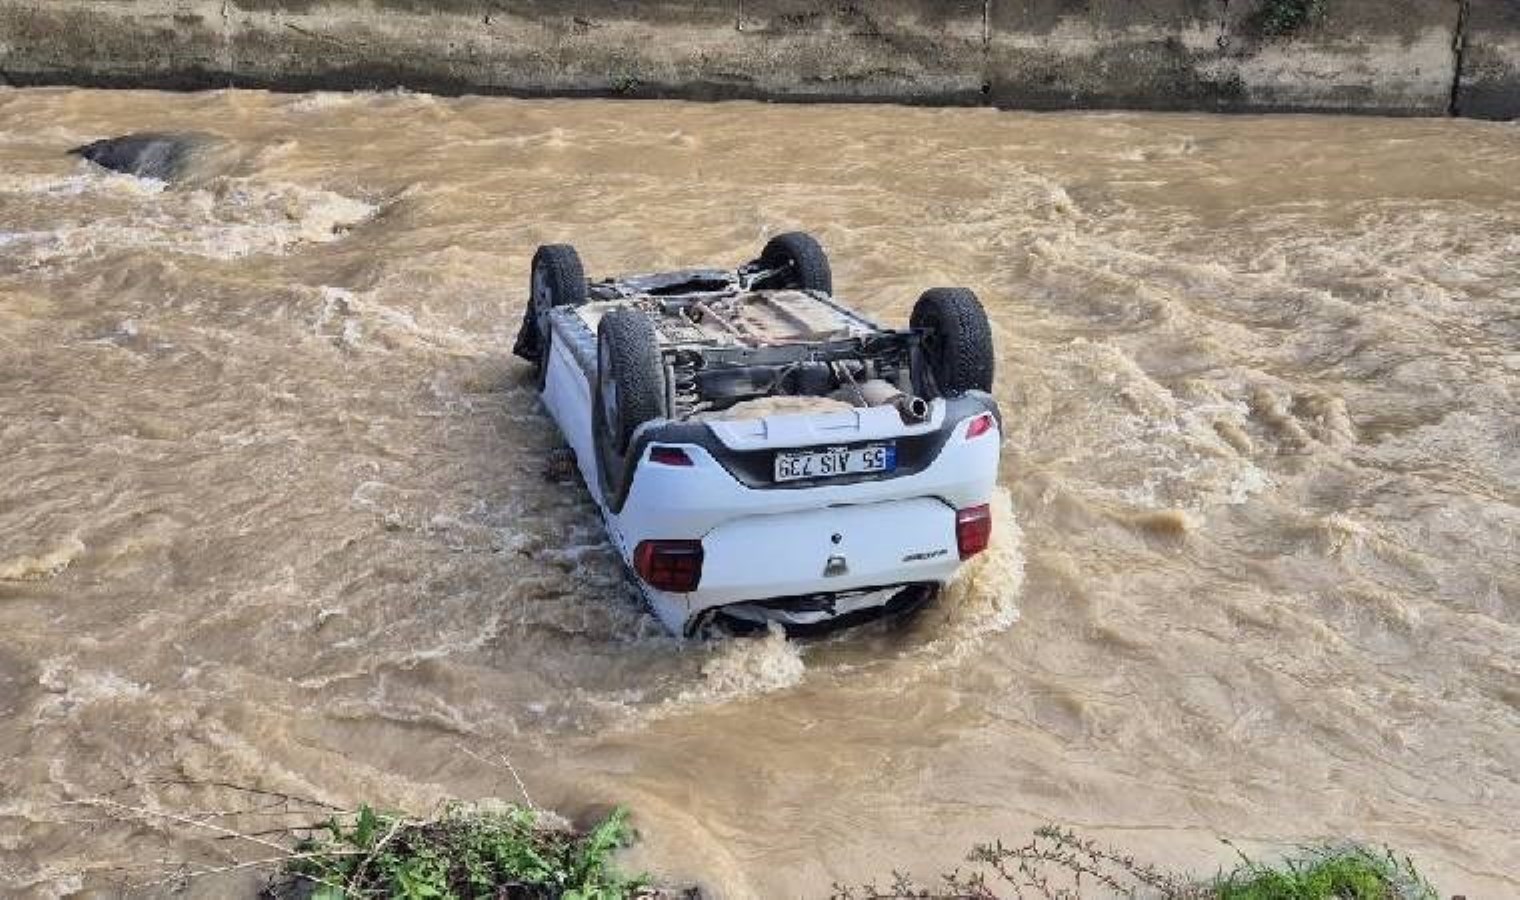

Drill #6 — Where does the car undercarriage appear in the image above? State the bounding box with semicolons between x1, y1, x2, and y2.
573;276;925;424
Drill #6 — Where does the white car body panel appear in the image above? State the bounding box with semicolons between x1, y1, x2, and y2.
542;335;603;503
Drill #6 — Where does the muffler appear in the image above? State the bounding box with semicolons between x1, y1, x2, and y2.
834;378;930;424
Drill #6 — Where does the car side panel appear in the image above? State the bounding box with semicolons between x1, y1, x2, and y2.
540;330;605;508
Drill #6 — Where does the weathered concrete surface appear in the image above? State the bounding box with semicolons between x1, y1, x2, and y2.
1456;0;1520;118
0;0;1511;118
733;1;987;103
0;1;745;96
987;0;1462;114
0;0;985;101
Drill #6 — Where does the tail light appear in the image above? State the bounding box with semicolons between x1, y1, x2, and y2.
965;413;995;440
649;445;694;466
634;540;704;592
956;504;992;559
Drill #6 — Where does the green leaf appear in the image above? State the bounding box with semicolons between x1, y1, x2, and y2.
274;802;648;900
355;805;379;848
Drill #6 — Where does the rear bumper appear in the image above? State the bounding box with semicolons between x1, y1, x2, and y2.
610;397;1000;634
676;494;960;597
610;394;1000;539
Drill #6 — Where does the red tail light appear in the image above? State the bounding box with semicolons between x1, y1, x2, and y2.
634;540;704;592
965;413;995;440
956;504;992;559
649;445;694;466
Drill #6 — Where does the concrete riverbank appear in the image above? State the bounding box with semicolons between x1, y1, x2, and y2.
0;2;1514;114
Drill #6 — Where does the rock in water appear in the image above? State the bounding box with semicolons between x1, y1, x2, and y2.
69;133;211;181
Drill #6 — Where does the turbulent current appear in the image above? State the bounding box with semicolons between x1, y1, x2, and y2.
0;89;1516;897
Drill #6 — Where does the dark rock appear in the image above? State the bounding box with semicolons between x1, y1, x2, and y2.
68;132;212;181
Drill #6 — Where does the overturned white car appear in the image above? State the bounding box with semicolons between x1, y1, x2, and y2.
513;233;1001;636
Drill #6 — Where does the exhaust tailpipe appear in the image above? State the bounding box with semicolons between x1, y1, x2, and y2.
899;394;931;422
840;379;930;424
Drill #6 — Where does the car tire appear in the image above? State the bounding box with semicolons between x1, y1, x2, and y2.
758;232;832;295
595;308;666;475
516;244;587;387
910;288;994;397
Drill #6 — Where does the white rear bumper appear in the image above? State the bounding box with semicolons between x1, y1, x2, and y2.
649;495;960;616
614;405;1001;634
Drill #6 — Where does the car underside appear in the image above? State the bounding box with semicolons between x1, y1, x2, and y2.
535;259;931;425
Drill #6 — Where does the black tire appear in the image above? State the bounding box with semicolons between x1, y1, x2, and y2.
514;244;587;386
758;232;832;294
910;288;995;398
595;308;666;463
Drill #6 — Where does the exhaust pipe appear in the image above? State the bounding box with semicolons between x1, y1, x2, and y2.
837;378;930;424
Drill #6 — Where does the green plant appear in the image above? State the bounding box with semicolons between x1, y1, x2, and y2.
609;73;642;95
1211;842;1437;900
832;827;1439;900
278;803;647;899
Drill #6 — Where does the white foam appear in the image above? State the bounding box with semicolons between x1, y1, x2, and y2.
35;659;148;718
704;624;805;692
0;171;376;263
0;169;166;197
0;537;85;582
308;284;483;354
657;624;807;713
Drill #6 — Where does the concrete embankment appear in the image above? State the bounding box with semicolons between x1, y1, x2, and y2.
0;1;1514;118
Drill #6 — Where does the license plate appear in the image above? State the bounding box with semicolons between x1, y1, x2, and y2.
774;444;897;482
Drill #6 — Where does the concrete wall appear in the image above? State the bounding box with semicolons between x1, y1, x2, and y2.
0;1;1513;118
986;0;1462;113
1456;0;1520;118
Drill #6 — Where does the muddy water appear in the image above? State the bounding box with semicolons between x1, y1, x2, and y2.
0;88;1517;897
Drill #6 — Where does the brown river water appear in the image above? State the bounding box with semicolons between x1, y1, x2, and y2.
0;88;1517;897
